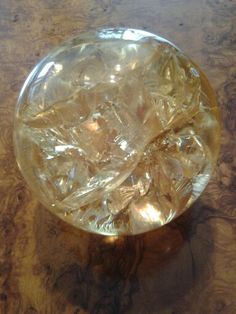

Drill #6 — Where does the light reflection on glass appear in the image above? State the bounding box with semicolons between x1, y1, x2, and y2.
119;139;128;151
54;63;63;73
84;75;90;81
38;62;63;78
115;64;121;71
127;43;138;52
137;203;164;223
55;144;74;152
110;74;116;83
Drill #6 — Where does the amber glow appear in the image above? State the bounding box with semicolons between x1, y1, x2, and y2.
104;236;119;244
84;121;100;132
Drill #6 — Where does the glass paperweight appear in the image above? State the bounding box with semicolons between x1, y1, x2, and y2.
14;28;220;235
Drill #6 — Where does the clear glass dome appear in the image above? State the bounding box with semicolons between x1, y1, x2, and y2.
14;28;220;235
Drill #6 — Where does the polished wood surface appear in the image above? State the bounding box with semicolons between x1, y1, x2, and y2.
0;0;236;313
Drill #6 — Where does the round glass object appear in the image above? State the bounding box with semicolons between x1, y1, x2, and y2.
14;28;220;235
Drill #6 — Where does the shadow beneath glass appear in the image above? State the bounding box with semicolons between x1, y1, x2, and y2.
33;199;214;313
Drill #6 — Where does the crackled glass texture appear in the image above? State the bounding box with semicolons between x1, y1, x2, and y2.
14;28;220;235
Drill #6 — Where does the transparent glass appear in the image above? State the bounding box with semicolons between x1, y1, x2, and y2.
14;28;220;235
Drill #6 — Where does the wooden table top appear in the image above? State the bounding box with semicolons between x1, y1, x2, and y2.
0;0;236;313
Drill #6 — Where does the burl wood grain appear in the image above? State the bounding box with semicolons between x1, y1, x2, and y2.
0;0;236;313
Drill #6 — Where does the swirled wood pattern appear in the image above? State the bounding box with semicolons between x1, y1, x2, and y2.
0;0;236;313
